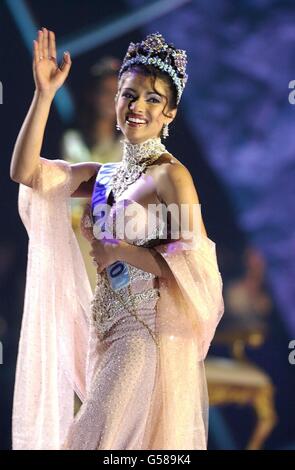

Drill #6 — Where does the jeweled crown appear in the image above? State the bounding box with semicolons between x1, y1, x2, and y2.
119;32;188;104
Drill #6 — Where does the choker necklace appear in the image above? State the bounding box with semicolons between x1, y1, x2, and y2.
109;137;168;200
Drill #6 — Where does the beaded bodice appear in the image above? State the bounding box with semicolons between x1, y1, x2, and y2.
90;200;166;343
109;136;168;200
89;137;169;344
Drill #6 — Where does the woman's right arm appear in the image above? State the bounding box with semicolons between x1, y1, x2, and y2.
10;27;97;191
10;89;55;187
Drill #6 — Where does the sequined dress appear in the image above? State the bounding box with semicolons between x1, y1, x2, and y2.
63;210;162;449
62;140;168;449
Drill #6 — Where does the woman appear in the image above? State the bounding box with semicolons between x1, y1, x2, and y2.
10;28;224;450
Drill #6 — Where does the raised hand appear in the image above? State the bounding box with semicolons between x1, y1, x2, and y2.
33;27;71;97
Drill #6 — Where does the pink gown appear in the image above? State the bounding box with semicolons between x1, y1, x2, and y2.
12;158;224;450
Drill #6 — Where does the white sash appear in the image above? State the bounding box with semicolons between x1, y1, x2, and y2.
91;163;130;290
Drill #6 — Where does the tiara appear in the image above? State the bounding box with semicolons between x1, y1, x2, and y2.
119;32;188;104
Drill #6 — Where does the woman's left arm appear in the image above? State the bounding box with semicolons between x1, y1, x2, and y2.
156;161;207;239
89;162;206;278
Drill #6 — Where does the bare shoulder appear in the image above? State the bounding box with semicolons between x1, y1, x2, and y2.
152;152;191;179
70;161;101;197
152;152;207;236
150;152;196;203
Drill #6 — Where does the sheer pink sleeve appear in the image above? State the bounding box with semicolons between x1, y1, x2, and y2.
141;235;224;450
13;158;93;449
155;235;224;361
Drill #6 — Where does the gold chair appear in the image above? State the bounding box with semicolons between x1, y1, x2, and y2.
205;355;277;449
206;324;277;449
206;248;277;449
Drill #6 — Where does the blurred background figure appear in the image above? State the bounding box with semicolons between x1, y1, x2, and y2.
222;246;272;340
206;245;276;450
61;56;123;290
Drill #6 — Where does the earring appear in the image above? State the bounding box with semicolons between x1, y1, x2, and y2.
116;123;121;131
162;123;169;139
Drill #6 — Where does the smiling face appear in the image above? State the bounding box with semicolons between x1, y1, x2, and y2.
115;70;177;144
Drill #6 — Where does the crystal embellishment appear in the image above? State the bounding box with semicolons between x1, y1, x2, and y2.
110;137;168;200
119;32;188;104
90;265;159;340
